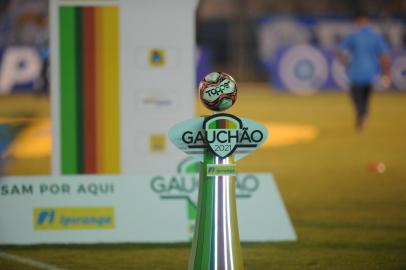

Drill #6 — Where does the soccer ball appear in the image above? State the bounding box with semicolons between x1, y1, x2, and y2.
199;72;237;111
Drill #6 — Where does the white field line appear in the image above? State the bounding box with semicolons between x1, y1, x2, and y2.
0;251;66;270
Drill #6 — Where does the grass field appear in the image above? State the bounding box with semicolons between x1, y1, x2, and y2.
1;84;406;269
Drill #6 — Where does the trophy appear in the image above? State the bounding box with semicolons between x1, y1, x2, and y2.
169;72;268;270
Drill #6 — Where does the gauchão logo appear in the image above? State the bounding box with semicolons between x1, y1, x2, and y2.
181;114;264;158
150;173;260;238
169;114;268;162
34;207;115;230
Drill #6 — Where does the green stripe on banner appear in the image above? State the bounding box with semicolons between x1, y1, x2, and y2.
75;7;84;174
60;6;78;174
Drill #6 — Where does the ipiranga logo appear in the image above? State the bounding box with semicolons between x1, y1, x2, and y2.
34;207;115;230
207;164;236;176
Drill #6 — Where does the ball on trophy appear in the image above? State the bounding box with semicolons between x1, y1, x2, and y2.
199;72;237;111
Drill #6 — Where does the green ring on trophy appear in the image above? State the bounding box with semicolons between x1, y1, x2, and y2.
169;72;268;269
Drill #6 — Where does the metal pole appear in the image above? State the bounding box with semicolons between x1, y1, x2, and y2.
188;139;244;270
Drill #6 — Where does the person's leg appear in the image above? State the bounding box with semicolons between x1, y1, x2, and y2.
350;85;362;121
360;84;372;118
353;84;372;131
350;85;369;131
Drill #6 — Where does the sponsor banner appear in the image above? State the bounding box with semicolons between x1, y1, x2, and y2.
276;45;329;93
206;164;236;176
51;0;198;175
0;47;43;95
0;174;296;244
269;46;406;93
257;16;406;92
257;16;406;60
270;45;334;93
196;46;213;86
391;52;406;90
34;207;115;230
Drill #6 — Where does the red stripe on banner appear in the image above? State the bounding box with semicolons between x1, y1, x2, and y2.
83;7;97;173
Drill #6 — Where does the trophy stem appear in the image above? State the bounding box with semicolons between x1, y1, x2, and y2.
169;72;267;269
188;149;244;270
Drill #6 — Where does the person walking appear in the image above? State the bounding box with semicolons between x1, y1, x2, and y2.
337;11;390;132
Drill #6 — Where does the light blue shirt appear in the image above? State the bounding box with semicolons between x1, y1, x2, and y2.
339;26;389;85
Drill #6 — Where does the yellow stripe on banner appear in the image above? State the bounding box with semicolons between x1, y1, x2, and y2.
94;7;104;172
100;6;120;173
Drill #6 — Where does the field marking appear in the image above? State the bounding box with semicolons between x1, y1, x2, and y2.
0;251;66;270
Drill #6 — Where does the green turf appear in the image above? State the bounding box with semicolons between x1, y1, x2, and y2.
1;86;406;269
0;95;50;175
0;95;49;117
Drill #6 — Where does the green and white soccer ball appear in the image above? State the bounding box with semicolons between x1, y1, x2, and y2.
199;72;238;111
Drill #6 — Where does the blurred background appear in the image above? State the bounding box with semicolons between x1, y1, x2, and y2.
1;0;406;95
197;0;406;88
0;0;405;269
1;0;405;174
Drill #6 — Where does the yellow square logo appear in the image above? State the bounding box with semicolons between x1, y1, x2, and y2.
149;134;166;152
149;48;165;66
